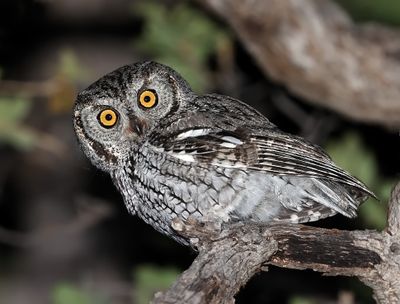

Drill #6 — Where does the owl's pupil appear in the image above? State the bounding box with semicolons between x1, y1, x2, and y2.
105;114;113;121
144;96;151;103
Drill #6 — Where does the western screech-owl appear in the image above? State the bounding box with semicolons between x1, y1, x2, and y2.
73;61;373;245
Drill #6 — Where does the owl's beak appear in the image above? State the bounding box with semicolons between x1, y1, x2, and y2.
127;114;147;137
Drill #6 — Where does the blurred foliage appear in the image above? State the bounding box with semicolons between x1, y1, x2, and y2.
48;49;89;113
288;296;316;304
134;264;180;304
52;283;106;304
336;0;400;25
0;50;85;152
133;1;230;92
0;97;36;150
59;49;89;82
325;132;396;230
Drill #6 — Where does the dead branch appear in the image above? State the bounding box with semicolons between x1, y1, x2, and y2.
0;80;56;98
152;182;400;304
197;0;400;128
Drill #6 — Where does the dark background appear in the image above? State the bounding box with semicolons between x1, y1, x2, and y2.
0;1;399;303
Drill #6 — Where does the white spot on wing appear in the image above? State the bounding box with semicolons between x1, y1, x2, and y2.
220;142;237;148
173;153;195;162
221;136;243;145
176;128;211;140
290;214;299;223
312;211;321;218
152;146;165;152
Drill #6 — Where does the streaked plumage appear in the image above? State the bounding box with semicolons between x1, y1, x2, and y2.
73;61;374;245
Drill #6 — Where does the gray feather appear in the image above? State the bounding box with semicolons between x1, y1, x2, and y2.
73;61;375;245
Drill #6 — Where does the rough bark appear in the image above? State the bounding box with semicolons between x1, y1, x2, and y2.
197;0;400;128
152;182;400;304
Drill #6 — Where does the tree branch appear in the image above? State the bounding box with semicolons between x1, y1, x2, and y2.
197;0;400;128
152;182;400;304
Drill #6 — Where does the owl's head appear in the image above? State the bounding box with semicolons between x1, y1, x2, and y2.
73;61;194;172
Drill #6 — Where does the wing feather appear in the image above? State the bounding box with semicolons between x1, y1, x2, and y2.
151;128;374;198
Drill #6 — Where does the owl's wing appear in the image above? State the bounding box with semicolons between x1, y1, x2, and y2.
150;127;374;198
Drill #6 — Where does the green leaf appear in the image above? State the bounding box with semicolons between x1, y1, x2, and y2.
325;132;376;186
358;198;387;230
134;264;180;304
325;132;395;229
58;49;89;82
133;1;230;92
0;97;31;125
289;296;316;304
52;283;99;304
0;97;37;150
0;127;37;150
335;0;400;25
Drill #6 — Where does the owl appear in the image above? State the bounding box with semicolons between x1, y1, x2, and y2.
73;61;374;245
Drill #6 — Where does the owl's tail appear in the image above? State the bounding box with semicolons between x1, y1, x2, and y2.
274;177;369;224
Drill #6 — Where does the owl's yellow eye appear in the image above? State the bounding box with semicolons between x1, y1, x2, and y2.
98;109;118;128
138;90;158;109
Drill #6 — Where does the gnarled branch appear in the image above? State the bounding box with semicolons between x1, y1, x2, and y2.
152;182;400;304
197;0;400;128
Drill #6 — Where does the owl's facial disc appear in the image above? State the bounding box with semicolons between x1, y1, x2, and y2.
73;102;135;172
73;61;195;172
